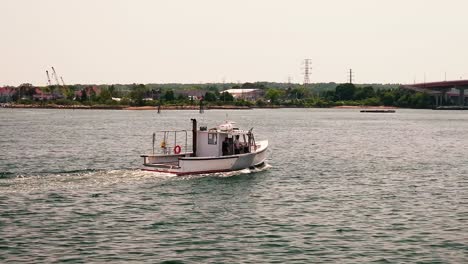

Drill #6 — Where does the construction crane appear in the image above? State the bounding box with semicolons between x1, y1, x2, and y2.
51;66;61;86
46;70;52;86
60;77;66;86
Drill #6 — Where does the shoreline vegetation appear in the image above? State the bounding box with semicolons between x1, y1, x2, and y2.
1;103;397;110
1;82;437;110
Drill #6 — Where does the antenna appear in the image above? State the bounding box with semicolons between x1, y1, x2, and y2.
302;59;312;86
348;69;354;84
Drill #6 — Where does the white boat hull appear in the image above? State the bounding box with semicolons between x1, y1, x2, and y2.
142;140;268;175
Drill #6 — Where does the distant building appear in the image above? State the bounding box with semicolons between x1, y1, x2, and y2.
33;88;58;100
224;89;263;101
75;86;101;99
175;90;206;100
0;87;16;102
17;83;44;100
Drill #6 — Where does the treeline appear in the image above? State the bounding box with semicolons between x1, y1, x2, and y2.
84;82;398;94
3;82;433;108
107;83;432;108
315;83;432;108
257;83;432;108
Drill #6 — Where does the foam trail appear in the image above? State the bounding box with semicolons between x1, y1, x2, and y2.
0;169;178;193
199;162;271;178
1;163;271;193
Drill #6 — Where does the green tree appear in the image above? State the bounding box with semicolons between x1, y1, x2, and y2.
177;93;187;101
265;88;284;104
256;99;266;107
80;89;88;102
62;86;75;100
129;84;147;106
321;90;335;101
235;99;253;107
99;88;112;103
219;91;234;101
204;91;217;102
354;86;375;100
164;90;175;101
335;83;356;101
207;85;219;93
411;93;431;108
108;85;116;97
396;94;409;107
89;89;97;102
289;87;307;99
241;82;266;89
381;91;395;106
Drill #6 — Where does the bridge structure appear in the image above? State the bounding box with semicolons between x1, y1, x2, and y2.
404;80;468;107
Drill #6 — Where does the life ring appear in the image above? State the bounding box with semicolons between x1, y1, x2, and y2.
173;145;181;154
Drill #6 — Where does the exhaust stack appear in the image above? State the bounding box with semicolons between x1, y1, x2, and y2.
191;119;197;157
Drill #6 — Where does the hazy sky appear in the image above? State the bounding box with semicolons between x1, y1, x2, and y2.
1;0;467;86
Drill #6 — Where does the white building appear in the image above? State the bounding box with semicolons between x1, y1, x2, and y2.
224;89;263;101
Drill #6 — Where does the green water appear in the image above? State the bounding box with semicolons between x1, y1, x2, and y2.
1;108;467;263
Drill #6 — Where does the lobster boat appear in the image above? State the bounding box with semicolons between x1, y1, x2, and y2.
141;119;268;175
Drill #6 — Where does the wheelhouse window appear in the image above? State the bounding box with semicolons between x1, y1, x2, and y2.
208;133;217;145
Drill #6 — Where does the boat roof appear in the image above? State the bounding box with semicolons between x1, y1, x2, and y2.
206;128;251;135
203;120;252;135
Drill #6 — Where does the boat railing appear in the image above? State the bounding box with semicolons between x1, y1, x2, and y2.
151;130;190;155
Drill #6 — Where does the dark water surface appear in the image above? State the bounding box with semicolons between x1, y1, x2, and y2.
1;108;467;263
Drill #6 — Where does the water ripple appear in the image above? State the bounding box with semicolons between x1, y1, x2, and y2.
1;109;468;263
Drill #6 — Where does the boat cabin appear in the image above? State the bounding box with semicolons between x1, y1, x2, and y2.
195;122;255;157
146;119;256;158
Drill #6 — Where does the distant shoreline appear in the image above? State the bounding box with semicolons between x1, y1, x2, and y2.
332;105;398;109
1;103;398;110
0;103;252;110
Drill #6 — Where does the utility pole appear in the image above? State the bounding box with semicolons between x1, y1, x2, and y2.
199;98;204;114
348;69;354;84
302;59;312;86
155;88;161;114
